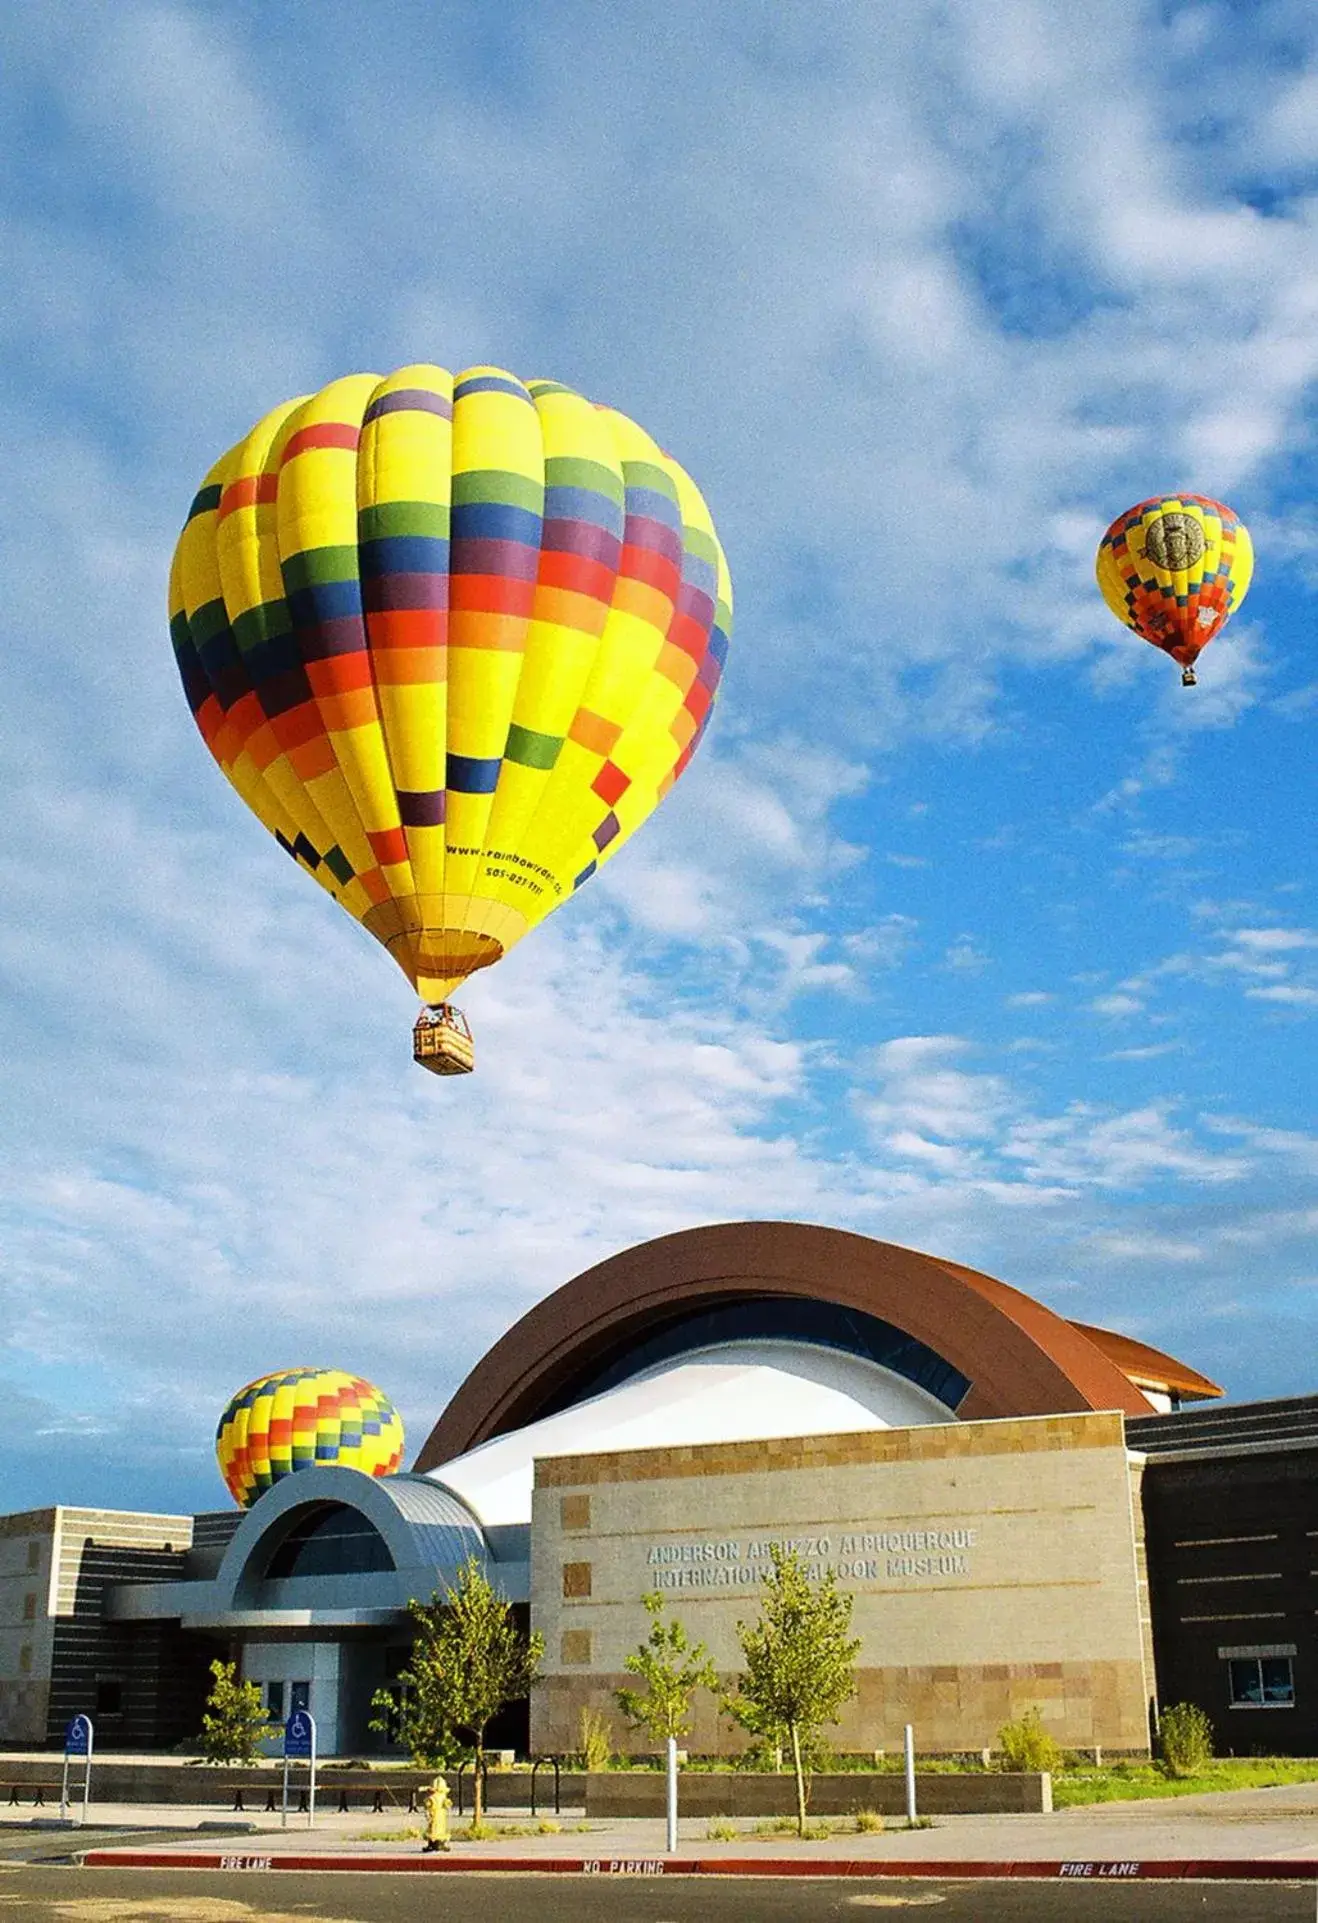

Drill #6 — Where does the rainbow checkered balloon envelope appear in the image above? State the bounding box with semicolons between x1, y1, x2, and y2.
1096;494;1253;681
170;365;732;1015
216;1367;405;1508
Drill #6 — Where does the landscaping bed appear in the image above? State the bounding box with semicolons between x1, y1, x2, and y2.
1053;1758;1318;1807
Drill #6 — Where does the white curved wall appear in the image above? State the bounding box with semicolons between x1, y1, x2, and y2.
426;1339;954;1527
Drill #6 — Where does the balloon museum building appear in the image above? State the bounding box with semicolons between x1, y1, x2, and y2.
3;1222;1317;1760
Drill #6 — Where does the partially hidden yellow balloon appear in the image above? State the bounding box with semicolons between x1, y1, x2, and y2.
170;365;732;1059
216;1367;405;1509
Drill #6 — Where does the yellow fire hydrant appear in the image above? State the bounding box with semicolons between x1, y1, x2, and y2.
423;1774;451;1852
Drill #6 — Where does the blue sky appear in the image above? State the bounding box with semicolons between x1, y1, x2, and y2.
3;0;1318;1517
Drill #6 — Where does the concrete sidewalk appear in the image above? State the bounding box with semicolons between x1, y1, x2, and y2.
18;1778;1318;1875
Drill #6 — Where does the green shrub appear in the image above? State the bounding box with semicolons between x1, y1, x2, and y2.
853;1808;884;1833
1158;1702;1214;1778
734;1730;834;1773
752;1816;837;1839
707;1817;739;1840
997;1707;1063;1774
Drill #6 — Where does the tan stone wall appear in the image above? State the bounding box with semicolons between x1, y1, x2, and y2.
0;1680;51;1745
531;1412;1150;1755
0;1508;57;1738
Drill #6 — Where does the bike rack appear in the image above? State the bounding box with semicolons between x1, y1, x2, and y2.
529;1753;562;1817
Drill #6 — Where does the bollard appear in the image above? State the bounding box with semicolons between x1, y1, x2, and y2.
665;1736;678;1854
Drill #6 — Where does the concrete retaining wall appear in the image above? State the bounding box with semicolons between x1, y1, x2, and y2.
0;1757;1049;1815
587;1771;1052;1817
0;1760;584;1811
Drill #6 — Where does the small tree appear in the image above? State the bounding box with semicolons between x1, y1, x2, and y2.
371;1557;544;1825
198;1658;276;1765
616;1591;719;1751
727;1544;860;1835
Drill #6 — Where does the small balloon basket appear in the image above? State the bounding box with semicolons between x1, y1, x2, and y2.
412;1004;474;1076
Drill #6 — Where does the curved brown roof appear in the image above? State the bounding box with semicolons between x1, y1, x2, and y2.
1067;1319;1223;1401
414;1221;1169;1471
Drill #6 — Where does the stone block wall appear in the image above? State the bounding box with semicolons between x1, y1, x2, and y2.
531;1411;1151;1755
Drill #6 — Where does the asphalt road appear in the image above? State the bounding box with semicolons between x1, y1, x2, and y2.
2;1865;1318;1922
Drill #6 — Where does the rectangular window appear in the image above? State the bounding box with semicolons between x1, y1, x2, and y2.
265;1681;286;1720
22;1593;36;1621
95;1678;123;1717
290;1680;310;1714
26;1540;40;1571
1228;1656;1295;1708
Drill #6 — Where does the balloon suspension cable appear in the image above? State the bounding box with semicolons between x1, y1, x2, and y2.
1181;666;1198;687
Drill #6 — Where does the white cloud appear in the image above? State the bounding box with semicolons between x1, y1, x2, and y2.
943;937;991;974
861;1036;1013;1145
595;741;869;950
1085;1232;1205;1265
1003;1105;1252;1189
843;917;920;970
1090;993;1145;1018
1233;929;1318;953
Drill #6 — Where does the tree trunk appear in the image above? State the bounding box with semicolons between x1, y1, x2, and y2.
789;1722;806;1836
473;1735;484;1826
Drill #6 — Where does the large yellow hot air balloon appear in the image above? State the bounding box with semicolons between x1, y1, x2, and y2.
1096;494;1253;685
170;365;732;1072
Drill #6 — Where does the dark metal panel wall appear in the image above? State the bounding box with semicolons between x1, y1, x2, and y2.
1143;1450;1318;1755
44;1542;221;1750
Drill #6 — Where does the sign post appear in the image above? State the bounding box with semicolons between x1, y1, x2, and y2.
60;1715;93;1825
281;1709;316;1829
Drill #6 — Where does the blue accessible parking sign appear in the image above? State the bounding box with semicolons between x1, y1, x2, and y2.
284;1710;314;1759
61;1714;94;1822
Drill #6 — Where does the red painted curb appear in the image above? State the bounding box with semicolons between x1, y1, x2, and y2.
78;1850;1318;1881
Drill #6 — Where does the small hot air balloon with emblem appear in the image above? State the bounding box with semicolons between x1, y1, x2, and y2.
1096;494;1253;685
169;364;732;1073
